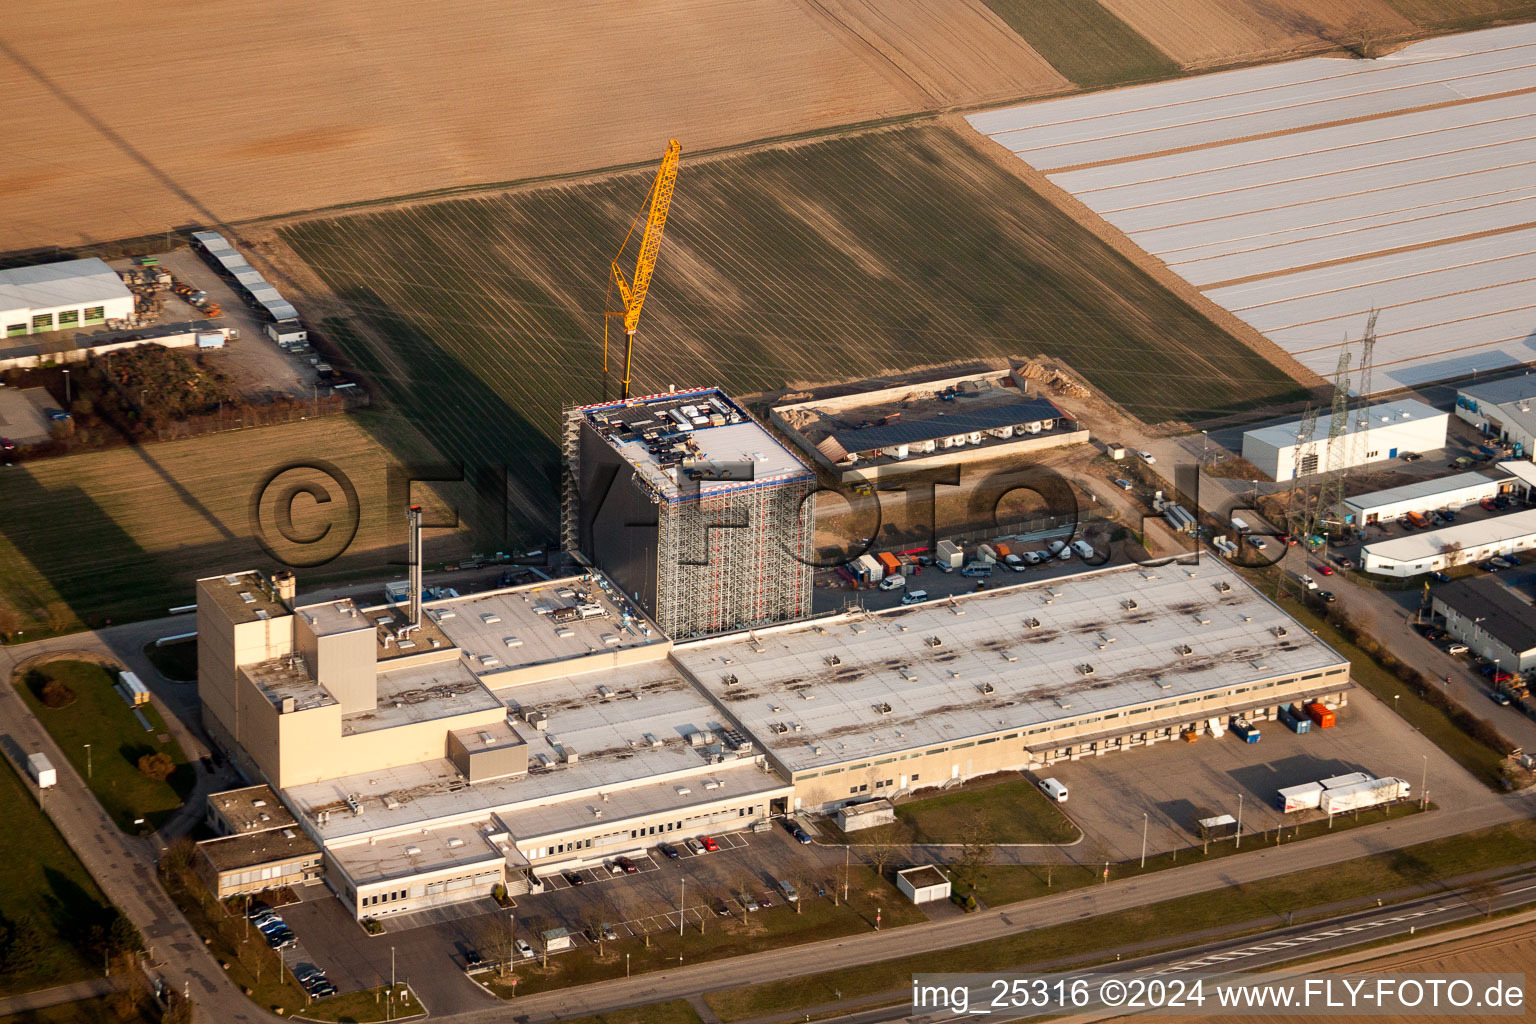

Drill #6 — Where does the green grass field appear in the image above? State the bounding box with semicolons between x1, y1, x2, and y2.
824;777;1079;846
0;411;468;636
0;995;158;1024
706;817;1536;1020
0;757;122;996
983;0;1180;88
279;123;1302;537
15;661;191;832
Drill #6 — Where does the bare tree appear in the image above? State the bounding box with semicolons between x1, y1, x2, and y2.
954;811;997;888
1470;879;1501;919
1439;541;1465;569
863;823;901;879
1338;15;1392;59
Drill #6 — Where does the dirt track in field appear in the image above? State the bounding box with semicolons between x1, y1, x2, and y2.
0;0;1068;254
1098;0;1414;68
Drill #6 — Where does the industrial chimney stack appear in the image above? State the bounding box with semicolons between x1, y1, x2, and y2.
406;505;424;628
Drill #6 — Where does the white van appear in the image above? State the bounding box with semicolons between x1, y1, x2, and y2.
901;590;929;605
1049;540;1073;561
1071;540;1095;559
1038;777;1068;802
878;574;906;591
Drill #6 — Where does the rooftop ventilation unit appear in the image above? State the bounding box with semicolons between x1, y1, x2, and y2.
1217;582;1232;593
1024;617;1041;629
1273;626;1288;637
405;846;422;856
239;591;256;604
827;655;841;666
1001;652;1017;663
702;779;722;790
644;733;663;747
1176;643;1193;656
1123;599;1138;610
979;682;995;695
1098;632;1116;644
597;685;614;698
1193;614;1210;625
875;702;893;715
723;673;738;685
925;636;943;648
1077;664;1095;676
447;837;464;848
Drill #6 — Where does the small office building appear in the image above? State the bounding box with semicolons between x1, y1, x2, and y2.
1432;578;1536;673
1456;376;1536;457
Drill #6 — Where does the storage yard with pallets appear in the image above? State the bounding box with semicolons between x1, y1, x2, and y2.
968;23;1536;395
267;122;1304;534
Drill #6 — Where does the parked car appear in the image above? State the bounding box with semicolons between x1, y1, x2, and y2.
712;899;731;917
613;855;638;874
1441;509;1457;522
658;841;679;859
1317;564;1334;576
514;939;535;960
1481;498;1498;511
1429;571;1451;583
1495;495;1512;509
307;981;337;998
1333;556;1355;569
742;892;760;912
1447;643;1469;655
563;870;584;886
0;438;14;452
246;900;273;920
701;835;720;852
1490;690;1514;706
1400;452;1422;462
686;838;706;855
463;950;483;968
1003;554;1027;572
791;826;812;845
1137;450;1156;464
1115;478;1133;491
1479;560;1504;572
1317;590;1337;603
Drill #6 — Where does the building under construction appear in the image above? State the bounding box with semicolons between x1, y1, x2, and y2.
563;388;815;639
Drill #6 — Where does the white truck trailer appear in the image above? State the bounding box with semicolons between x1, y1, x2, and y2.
1276;782;1323;813
1323;777;1409;814
26;752;57;788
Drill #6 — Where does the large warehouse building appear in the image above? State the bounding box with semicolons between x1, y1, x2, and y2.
672;558;1351;811
1242;400;1447;482
563;388;815;639
0;258;133;337
1340;470;1520;525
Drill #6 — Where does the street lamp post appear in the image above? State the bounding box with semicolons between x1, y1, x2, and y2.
1421;754;1428;810
1236;793;1244;849
1140;812;1148;868
63;368;71;406
843;845;850;904
679;877;686;937
84;743;92;779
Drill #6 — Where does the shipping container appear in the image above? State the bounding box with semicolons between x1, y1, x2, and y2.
855;553;883;582
1305;702;1336;728
993;542;1012;558
876;552;901;576
1276;782;1323;813
1277;704;1311;734
1196;813;1238;839
1229;718;1261;743
976;544;997;564
118;670;150;706
26;752;56;789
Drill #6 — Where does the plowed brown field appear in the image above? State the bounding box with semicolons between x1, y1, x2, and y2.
0;0;1068;253
1099;0;1414;67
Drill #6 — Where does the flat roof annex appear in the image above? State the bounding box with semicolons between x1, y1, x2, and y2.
671;559;1345;775
830;397;1066;454
1343;471;1501;513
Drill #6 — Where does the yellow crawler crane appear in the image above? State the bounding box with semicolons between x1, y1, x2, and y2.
604;139;681;399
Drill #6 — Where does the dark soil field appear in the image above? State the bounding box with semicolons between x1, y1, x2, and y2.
273;123;1304;536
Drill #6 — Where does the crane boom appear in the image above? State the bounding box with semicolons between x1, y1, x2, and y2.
604;139;681;399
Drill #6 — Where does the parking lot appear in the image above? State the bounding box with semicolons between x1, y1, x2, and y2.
1039;685;1490;863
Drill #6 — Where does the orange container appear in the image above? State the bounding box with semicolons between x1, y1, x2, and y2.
877;552;901;575
1305;702;1336;728
994;542;1012;557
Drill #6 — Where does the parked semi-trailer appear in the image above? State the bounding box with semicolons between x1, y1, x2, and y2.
1323;777;1409;814
1276;782;1323;813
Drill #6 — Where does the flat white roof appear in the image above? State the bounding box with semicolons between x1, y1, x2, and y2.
328;818;506;886
671;559;1345;775
1244;400;1443;450
430;575;663;679
288;662;758;844
0;258;131;315
580;389;811;502
1343;471;1502;513
1363;507;1536;564
968;24;1536;394
343;659;502;735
